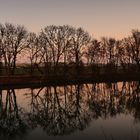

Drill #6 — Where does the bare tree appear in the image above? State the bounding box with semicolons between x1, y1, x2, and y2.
39;25;74;75
26;33;41;75
70;27;91;67
102;37;116;65
116;39;131;70
0;23;28;75
86;39;101;65
125;30;140;70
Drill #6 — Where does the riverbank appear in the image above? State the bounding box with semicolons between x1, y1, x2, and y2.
0;72;140;89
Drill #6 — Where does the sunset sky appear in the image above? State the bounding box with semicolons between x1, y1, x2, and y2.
0;0;140;39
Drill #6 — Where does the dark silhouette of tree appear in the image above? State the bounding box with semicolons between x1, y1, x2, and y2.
102;37;116;65
26;32;41;75
39;25;74;75
86;39;101;65
0;39;2;74
116;39;127;69
125;30;140;70
0;23;28;75
70;27;91;67
0;21;139;90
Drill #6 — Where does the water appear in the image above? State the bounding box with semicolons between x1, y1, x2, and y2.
0;81;140;140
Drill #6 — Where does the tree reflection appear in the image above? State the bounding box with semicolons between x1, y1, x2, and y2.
0;81;140;137
126;81;140;122
86;82;140;120
26;81;140;136
0;89;28;139
27;85;92;135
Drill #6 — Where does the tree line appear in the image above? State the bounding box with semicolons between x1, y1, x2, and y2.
0;23;139;75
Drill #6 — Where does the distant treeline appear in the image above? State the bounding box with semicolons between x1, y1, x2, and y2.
0;23;140;75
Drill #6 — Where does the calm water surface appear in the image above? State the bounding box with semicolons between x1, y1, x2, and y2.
0;81;140;140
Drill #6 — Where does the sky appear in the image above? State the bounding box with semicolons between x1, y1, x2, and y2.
0;0;140;39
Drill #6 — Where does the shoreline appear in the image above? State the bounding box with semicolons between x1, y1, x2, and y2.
0;73;140;89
